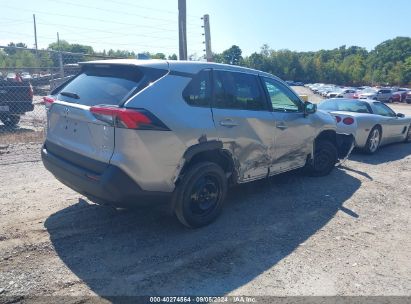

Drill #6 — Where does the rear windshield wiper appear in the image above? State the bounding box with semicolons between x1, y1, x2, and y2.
60;91;80;99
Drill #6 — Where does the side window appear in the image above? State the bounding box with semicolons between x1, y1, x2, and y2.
373;102;396;117
182;70;211;107
212;71;268;111
262;77;302;112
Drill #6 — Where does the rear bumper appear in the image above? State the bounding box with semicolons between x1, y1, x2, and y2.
41;145;171;207
0;102;34;114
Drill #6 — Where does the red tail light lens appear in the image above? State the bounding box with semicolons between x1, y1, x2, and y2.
335;116;341;123
90;106;170;131
343;117;354;125
43;96;55;107
29;84;34;99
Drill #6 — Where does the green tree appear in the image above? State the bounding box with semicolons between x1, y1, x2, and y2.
221;45;243;65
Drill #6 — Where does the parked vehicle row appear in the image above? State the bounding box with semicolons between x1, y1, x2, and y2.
41;60;354;228
305;83;411;103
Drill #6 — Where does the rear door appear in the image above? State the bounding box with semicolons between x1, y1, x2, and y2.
211;70;274;182
46;64;167;164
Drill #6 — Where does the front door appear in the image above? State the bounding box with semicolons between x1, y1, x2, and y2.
371;102;408;142
211;70;274;182
260;77;316;174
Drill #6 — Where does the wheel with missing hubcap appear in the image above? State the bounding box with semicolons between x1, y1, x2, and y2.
173;162;227;228
404;125;411;143
305;140;338;177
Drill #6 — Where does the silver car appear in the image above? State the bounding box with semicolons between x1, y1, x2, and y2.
318;98;411;154
42;60;353;227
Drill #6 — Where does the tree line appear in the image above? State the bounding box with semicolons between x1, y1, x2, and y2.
1;37;410;86
214;37;411;86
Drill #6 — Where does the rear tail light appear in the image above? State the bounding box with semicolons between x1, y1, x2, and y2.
43;96;56;108
335;115;341;123
90;105;170;131
343;117;354;125
29;84;33;99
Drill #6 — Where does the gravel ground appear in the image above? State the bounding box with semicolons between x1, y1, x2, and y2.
0;90;411;302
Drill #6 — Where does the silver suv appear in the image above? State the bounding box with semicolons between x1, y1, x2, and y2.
42;60;352;227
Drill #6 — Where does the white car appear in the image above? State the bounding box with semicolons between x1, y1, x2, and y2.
336;89;356;98
358;88;378;99
318;98;411;154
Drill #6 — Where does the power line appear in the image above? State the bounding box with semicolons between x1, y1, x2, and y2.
1;7;204;36
1;5;176;30
83;0;202;19
0;30;178;51
50;0;179;25
36;21;178;41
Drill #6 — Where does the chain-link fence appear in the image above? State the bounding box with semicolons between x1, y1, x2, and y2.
0;45;126;144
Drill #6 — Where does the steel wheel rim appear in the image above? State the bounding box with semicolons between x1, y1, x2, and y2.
314;148;332;172
369;129;380;152
189;175;220;216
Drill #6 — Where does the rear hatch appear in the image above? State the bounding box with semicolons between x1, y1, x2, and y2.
45;62;168;171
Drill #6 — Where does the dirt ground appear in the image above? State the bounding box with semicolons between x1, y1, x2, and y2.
0;89;411;302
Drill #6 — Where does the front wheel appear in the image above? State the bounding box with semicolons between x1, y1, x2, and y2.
404;125;411;143
0;115;20;127
173;162;227;228
364;126;381;154
305;140;338;177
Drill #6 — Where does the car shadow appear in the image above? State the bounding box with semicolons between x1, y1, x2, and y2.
45;168;361;298
350;142;411;165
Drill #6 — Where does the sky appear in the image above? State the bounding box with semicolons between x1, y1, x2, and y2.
1;0;410;57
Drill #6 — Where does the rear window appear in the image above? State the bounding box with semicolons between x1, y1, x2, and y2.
56;65;167;106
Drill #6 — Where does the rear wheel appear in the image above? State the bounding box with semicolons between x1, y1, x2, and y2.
305;140;338;177
364;126;381;154
173;162;227;228
0;115;20;128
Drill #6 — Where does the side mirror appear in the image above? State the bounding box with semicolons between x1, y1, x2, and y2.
304;101;317;115
396;113;405;118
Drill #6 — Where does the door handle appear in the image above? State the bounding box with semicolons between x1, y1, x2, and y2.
219;119;239;127
276;122;288;130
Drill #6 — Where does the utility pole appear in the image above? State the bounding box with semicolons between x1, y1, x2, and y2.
57;32;64;78
178;0;187;60
33;14;38;53
202;14;212;62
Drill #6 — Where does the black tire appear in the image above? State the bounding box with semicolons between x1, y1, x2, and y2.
173;162;227;228
404;125;411;143
388;98;393;103
363;126;382;154
0;115;20;127
305;140;338;177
